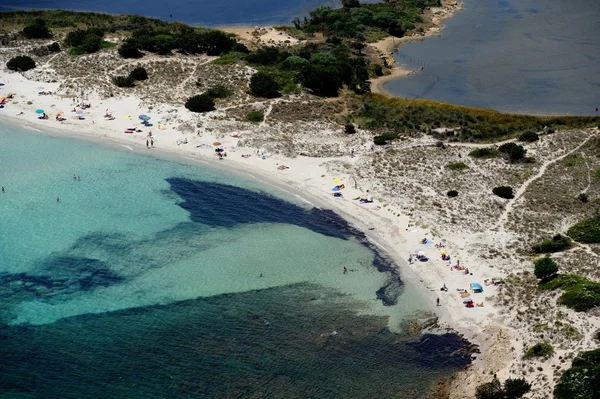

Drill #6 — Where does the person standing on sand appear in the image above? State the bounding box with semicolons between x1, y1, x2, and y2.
436;298;440;306
150;139;154;148
146;139;149;149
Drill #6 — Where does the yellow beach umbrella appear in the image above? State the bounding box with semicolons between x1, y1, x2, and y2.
440;250;447;255
124;115;131;120
333;178;341;183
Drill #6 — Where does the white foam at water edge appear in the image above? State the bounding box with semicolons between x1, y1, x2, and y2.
293;193;318;208
121;145;134;151
22;125;43;133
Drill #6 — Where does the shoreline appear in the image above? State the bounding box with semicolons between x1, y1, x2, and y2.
369;0;464;97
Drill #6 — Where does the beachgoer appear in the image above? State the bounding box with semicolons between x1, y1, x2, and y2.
150;139;154;148
436;298;440;306
259;273;263;278
1;186;4;193
77;175;81;181
343;266;348;274
146;139;149;149
73;174;77;180
56;197;60;202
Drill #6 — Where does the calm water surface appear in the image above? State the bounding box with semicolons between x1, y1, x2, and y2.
386;0;600;115
0;123;469;398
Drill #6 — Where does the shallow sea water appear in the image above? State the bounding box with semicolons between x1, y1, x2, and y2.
0;124;470;398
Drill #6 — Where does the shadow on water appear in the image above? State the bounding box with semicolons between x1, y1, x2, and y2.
0;178;404;320
0;283;471;399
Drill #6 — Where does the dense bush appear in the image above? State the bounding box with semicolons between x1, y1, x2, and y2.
185;94;215;113
246;46;290;66
492;186;514;199
373;132;399;145
447;190;459;198
533;234;572;254
23;19;53;39
518;131;539;142
247;111;264;122
249;72;281;98
111;75;135;87
124;28;238;57
343;123;356;134
503;378;532;399
578;192;589;203
554;349;600;399
524;342;554;359
446;162;469;170
475;377;503;399
128;66;148;81
205;85;233;99
475;377;531;399
47;42;60;52
118;40;144;58
567;216;600;243
469;148;498;158
534;256;559;280
498;142;526;162
64;28;105;54
6;55;36;71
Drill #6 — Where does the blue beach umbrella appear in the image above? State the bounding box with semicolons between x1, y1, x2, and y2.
138;114;150;121
35;109;44;114
470;283;483;293
331;186;341;192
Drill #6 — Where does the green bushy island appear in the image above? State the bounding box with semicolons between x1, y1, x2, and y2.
2;5;600;142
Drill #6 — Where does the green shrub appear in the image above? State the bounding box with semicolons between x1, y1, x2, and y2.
578;192;589;203
6;55;36;72
373;132;399;145
554;349;600;399
446;162;469;170
23;19;53;39
205;85;233;99
533;234;572;254
249;71;280;98
111;75;135;88
567;216;600;243
503;378;531;399
539;274;600;311
469;148;498;158
185;94;215;113
524;342;554;359
492;186;514;199
518;131;539;142
447;190;458;197
247;110;264;122
595;168;600;178
534;256;559;280
128;66;148;81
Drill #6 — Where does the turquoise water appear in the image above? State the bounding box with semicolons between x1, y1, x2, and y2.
0;122;470;398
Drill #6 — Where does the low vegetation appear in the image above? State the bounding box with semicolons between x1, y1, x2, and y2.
446;162;469;170
356;94;600;142
540;274;600;312
247;111;264;122
64;28;109;55
518;131;539;142
446;190;459;198
6;55;36;72
204;85;233;99
498;142;526;162
111;75;135;88
554;349;600;399
567;216;600;243
524;342;554;359
469;148;498;158
475;376;531;399
532;234;572;254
